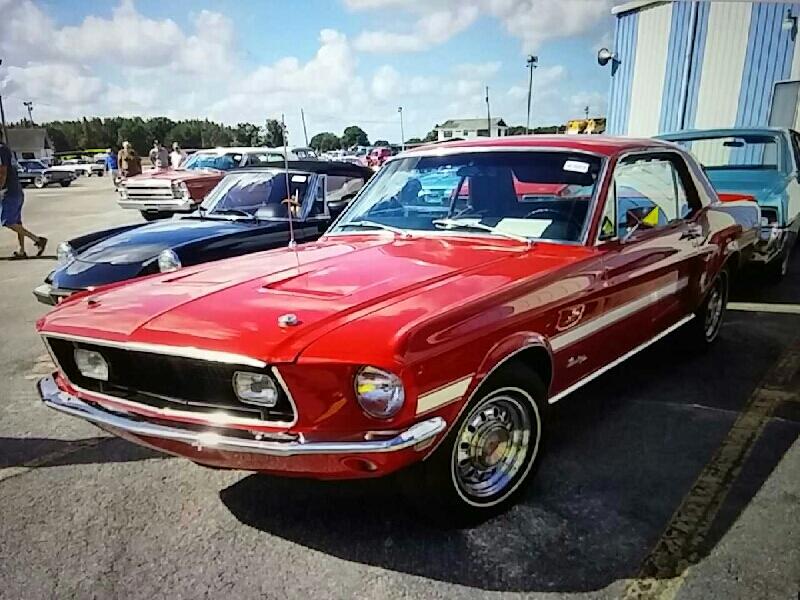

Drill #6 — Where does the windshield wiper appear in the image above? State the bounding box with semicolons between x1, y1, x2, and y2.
341;220;412;238
213;208;257;219
432;218;532;246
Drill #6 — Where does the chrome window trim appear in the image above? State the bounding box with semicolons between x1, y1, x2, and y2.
41;333;267;368
592;147;709;246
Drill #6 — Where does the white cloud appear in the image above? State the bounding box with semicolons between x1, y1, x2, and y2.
371;65;402;100
454;61;502;80
354;5;479;52
4;65;103;106
348;0;613;53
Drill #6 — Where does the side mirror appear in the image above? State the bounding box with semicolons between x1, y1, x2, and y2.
327;198;350;220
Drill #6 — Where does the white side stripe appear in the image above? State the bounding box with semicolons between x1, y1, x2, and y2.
548;315;694;404
550;277;688;352
416;376;473;414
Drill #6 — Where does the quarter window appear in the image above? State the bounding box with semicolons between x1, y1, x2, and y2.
607;155;693;239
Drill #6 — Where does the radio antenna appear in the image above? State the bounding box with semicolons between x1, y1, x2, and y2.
281;114;296;250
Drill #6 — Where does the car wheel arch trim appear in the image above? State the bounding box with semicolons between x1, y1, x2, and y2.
419;339;552;460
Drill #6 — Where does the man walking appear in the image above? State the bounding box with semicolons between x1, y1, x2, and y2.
105;146;120;189
0;140;47;259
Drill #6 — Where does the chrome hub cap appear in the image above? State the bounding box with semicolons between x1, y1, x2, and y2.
453;395;533;501
704;281;724;340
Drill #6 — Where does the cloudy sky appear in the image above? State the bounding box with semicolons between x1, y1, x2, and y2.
0;0;615;143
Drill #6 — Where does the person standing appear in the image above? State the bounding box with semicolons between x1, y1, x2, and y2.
0;141;47;259
105;146;120;189
118;141;141;178
149;140;169;170
169;142;186;169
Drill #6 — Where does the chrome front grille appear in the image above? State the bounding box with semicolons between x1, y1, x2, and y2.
45;336;296;424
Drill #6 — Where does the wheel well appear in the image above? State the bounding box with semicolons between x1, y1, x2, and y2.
725;250;740;277
491;345;553;394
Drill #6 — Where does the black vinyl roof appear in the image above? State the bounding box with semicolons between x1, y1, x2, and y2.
235;160;373;180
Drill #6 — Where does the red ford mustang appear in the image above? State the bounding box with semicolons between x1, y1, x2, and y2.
36;136;759;525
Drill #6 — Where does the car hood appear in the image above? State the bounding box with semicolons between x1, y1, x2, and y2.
75;218;249;264
125;169;222;184
704;170;786;205
38;236;571;364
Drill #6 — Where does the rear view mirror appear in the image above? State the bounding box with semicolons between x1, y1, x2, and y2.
723;140;745;148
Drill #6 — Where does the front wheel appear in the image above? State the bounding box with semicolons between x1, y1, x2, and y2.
33;176;46;189
59;180;71;188
398;364;546;527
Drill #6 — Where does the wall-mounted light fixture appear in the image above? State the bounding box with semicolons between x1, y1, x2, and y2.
783;8;797;41
597;47;619;67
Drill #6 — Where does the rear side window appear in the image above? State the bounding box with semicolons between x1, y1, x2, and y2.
327;175;365;202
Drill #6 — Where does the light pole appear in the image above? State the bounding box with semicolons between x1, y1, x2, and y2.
526;55;538;134
398;106;405;151
0;59;7;143
23;100;33;125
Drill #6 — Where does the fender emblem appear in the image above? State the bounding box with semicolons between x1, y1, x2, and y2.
556;304;585;331
567;355;588;368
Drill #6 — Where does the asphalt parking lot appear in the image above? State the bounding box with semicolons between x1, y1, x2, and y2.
0;177;798;599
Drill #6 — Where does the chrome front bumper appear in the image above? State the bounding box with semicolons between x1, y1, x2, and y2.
751;225;789;264
37;375;446;456
33;283;77;306
117;198;194;212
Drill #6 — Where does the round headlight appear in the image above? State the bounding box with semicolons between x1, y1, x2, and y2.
355;366;405;419
157;249;182;273
233;371;279;406
172;181;190;199
74;348;109;381
56;242;74;267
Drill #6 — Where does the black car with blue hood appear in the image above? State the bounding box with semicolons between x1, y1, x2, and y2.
33;161;372;305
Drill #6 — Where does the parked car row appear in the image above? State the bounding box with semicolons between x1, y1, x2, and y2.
118;146;318;221
32;130;793;526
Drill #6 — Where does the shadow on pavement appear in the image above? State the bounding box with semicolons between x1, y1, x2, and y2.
0;436;169;469
220;274;799;593
0;254;56;261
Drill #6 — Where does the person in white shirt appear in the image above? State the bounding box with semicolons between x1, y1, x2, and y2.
170;143;187;169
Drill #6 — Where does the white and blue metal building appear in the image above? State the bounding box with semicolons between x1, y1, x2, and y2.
606;0;800;136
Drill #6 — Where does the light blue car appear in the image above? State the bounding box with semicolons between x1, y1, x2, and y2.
658;127;800;280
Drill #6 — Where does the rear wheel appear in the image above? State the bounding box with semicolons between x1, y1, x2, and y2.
59;180;71;188
33;176;45;189
398;364;546;527
684;270;728;348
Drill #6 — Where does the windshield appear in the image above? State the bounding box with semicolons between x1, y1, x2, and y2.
333;151;603;242
202;171;311;217
183;152;244;171
668;134;782;171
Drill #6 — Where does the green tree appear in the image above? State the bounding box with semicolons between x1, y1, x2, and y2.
405;137;423;144
505;125;528;136
341;125;369;148
373;139;389;147
234;123;260;146
148;117;176;145
46;126;70;152
264;119;285;147
309;132;341;152
117;121;151;154
423;128;438;142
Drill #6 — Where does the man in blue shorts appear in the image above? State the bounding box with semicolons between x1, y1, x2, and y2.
0;141;47;258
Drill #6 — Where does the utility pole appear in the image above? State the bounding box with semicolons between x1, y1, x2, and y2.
300;108;309;147
584;105;589;119
398;106;405;151
485;87;491;137
23;101;33;126
0;59;7;143
526;55;538;134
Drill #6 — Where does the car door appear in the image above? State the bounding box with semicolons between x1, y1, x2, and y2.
594;152;706;357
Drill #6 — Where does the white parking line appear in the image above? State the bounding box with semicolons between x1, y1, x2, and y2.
727;302;800;315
